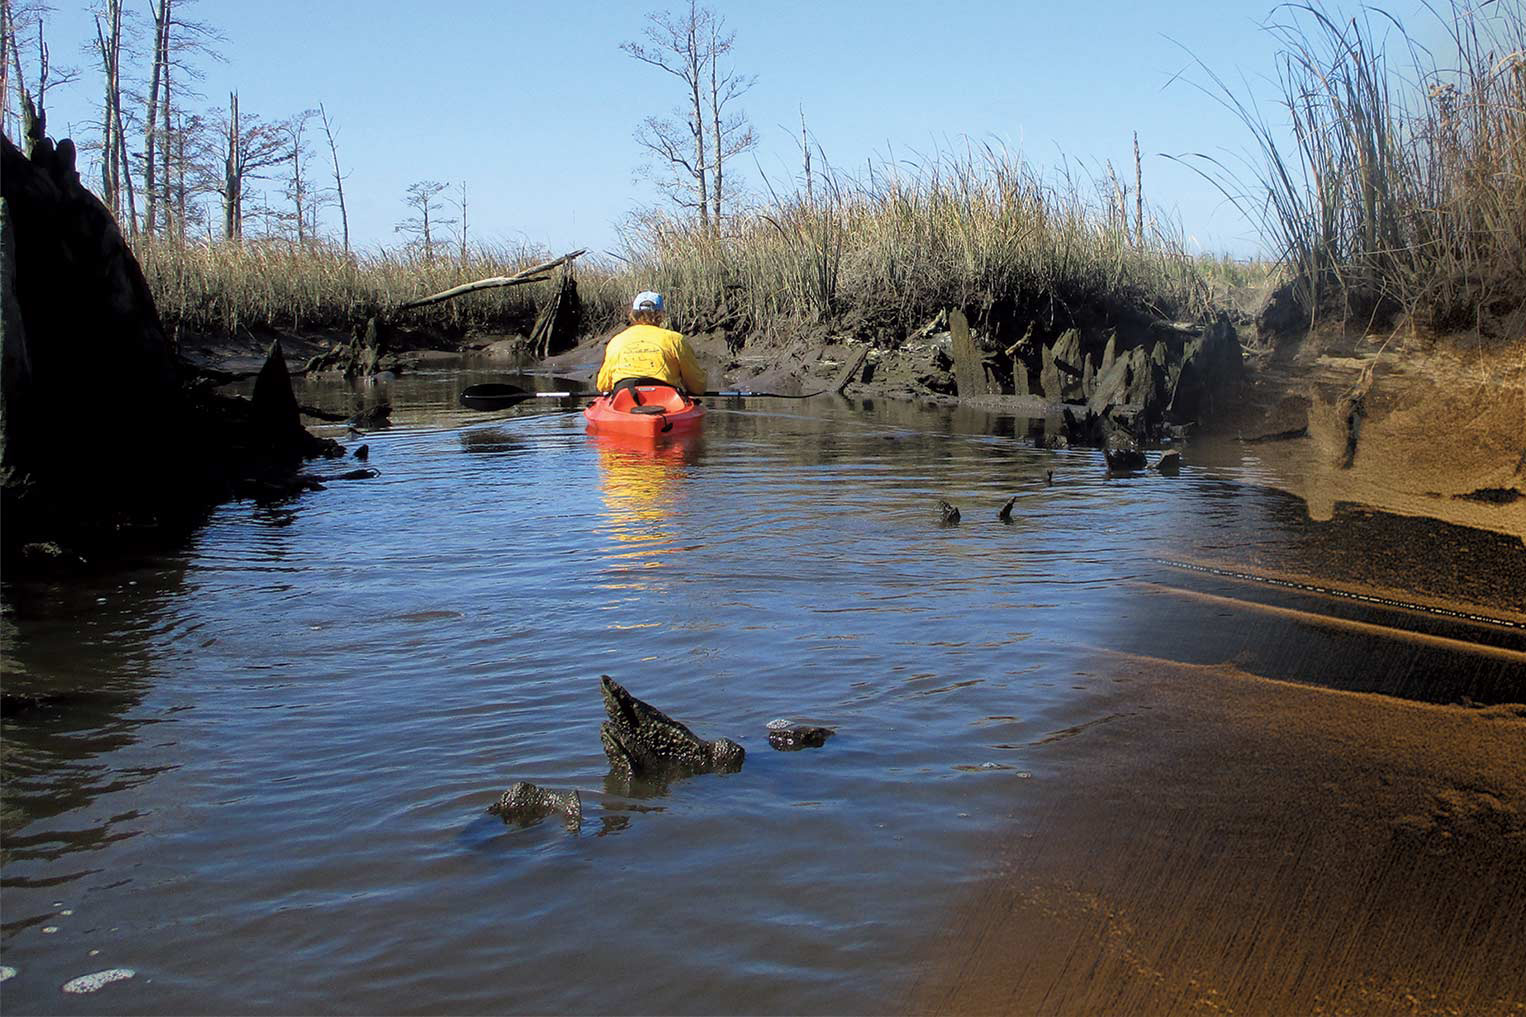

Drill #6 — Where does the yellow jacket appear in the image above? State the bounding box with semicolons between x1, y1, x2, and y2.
596;324;707;393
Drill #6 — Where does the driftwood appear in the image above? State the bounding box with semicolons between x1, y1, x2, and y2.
395;250;586;312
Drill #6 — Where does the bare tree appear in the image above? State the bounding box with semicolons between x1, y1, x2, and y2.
146;0;222;238
622;4;708;229
319;102;349;254
4;3;78;154
622;3;755;231
451;179;468;265
143;0;167;234
218;91;289;241
1;0;10;136
394;180;453;262
2;0;19;140
92;0;138;229
1;0;41;142
705;9;754;226
280;107;320;245
158;107;221;240
174;110;207;239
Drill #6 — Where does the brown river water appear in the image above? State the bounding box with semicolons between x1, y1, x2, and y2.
2;369;1523;1014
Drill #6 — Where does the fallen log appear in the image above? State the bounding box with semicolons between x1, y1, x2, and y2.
394;250;586;312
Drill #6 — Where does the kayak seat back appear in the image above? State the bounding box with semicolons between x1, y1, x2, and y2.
609;385;687;415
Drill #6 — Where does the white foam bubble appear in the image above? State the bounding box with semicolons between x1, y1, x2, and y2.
766;718;793;730
62;968;136;994
1;966;16;982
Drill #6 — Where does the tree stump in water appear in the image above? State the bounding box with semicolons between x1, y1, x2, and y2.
949;308;999;398
2;132;337;555
528;268;583;359
2;133;184;538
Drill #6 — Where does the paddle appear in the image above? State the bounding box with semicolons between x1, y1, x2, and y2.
459;382;826;410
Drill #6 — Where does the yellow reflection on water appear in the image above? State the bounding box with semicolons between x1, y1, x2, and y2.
592;431;703;589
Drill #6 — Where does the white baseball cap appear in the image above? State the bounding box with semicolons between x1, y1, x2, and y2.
632;291;665;312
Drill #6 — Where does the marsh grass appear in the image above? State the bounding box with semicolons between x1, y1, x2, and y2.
138;146;1212;348
1192;0;1525;336
620;146;1211;343
135;238;629;338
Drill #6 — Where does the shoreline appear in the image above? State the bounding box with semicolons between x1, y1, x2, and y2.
192;316;1526;543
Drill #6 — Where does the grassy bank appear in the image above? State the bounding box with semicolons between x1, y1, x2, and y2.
135;147;1215;349
117;1;1526;351
1210;0;1525;337
134;238;631;340
618;147;1212;342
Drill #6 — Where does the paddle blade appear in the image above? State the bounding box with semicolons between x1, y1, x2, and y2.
459;383;534;410
460;384;590;410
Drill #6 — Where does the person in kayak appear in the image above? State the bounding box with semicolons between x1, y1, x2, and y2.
595;291;707;397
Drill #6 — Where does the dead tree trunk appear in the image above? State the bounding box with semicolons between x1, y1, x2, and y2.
223;91;240;240
93;11;117;217
1;0;11;139
174;114;186;240
457;180;467;266
687;20;708;234
113;87;136;233
161;3;173;237
1133;131;1144;246
90;0;136;233
144;0;169;235
319;103;348;255
709;17;723;229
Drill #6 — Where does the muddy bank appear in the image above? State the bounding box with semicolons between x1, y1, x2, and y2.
909;649;1526;1015
540;312;1520;529
1220;328;1526;540
181;279;1522;543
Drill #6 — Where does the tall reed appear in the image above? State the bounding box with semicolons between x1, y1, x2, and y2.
1196;0;1525;335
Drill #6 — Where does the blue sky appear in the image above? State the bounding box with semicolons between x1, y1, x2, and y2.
18;0;1437;257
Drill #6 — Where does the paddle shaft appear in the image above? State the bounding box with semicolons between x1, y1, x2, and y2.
461;384;824;406
527;389;815;399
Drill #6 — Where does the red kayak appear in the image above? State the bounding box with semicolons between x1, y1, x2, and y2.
584;384;704;438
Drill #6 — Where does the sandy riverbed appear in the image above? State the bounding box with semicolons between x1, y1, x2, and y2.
908;646;1526;1015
